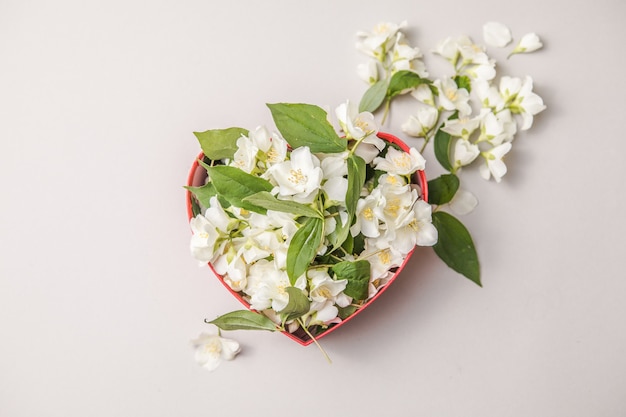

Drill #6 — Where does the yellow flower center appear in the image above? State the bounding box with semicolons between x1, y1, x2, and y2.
318;287;332;299
288;168;307;185
354;117;369;131
363;207;374;221
266;148;279;163
385;198;401;218
373;23;390;34
204;340;221;355
392;154;411;170
446;89;458;101
378;250;391;265
385;175;398;185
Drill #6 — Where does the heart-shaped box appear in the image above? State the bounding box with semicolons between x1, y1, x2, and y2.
186;132;428;346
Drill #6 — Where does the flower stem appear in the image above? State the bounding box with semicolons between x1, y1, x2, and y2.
380;98;391;126
298;318;332;364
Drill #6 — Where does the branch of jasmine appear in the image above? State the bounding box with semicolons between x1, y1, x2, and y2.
298;318;332;364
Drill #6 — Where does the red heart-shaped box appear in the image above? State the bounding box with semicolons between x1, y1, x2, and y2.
186;132;428;346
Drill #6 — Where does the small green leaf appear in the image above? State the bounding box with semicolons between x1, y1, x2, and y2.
286;217;324;284
359;79;388;113
427;174;460;205
332;260;371;300
454;75;472;93
432;211;481;286
433;112;458;172
387;70;431;98
280;287;311;322
184;182;217;209
267;103;346;153
205;165;272;213
193;127;248;161
337;304;358;320
243;191;322;219
208;310;278;331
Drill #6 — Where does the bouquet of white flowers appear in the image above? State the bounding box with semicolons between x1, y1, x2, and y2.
186;101;436;353
187;20;545;370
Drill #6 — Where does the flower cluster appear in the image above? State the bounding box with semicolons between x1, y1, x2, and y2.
357;21;546;183
188;101;436;368
188;21;546;370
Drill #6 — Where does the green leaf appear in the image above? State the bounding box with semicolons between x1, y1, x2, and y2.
359;79;388;113
433;112;458;172
337;304;358;320
267;103;346;153
286;217;324;284
243;191;322;219
387;70;431;98
184;182;217;209
207;310;278;331
432;211;481;286
427;174;460;205
454;75;472;93
280;287;311;322
205;165;272;213
332;260;371;300
193;127;248;161
346;154;366;216
330;154;366;250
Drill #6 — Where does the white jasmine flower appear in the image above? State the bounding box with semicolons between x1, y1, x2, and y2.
477;110;517;145
320;153;349;203
373;146;426;176
307;300;341;326
377;173;410;194
356;21;408;60
192;333;241;372
189;214;221;263
441;112;483;140
376;186;417;233
498;76;523;102
212;252;248;292
232;135;258;173
474;79;504;110
402;106;439;138
238;227;283;264
189;197;233;263
434;78;472;116
432;36;466;64
453;138;480;168
393;199;438;251
361;239;405;280
308;269;350;307
447;188;478;215
479;142;513;182
249;126;288;167
391;37;428;77
411;84;436;106
268;146;323;203
352;190;385;238
335;100;379;141
357;60;379;84
513;76;546;130
323;177;348;203
510;33;543;56
483;22;512;47
457;37;488;63
245;260;296;312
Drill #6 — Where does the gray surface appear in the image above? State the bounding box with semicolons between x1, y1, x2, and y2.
1;0;625;416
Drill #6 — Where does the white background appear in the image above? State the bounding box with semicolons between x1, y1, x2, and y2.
1;1;625;416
